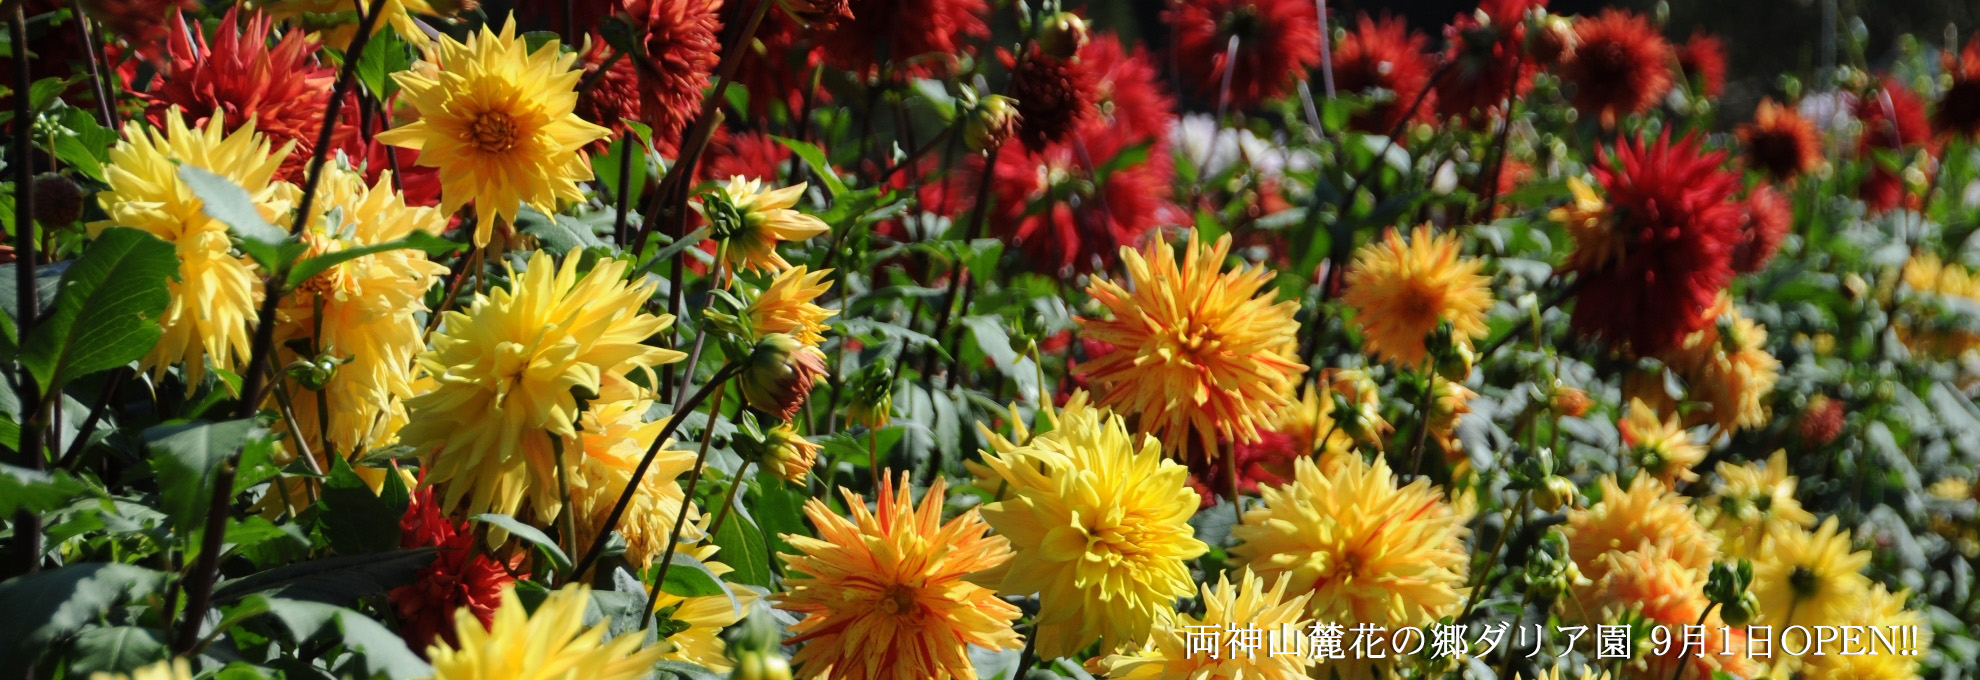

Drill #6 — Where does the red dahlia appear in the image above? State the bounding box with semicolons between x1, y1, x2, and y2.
1675;31;1727;99
624;0;724;155
1560;10;1673;128
1732;184;1791;274
700;128;795;183
1164;0;1323;109
575;36;642;153
1332;13;1438;135
142;9;336;182
1078;35;1177;148
1434;0;1545;122
988;127;1179;277
1857;78;1931;152
1571;133;1743;356
735;12;830;118
1005;47;1096;153
390;487;517;654
813;0;988;79
1738;99;1823;181
1184;431;1300;508
1935;35;1980;139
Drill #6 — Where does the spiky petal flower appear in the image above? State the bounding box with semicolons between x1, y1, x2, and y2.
1675;31;1727;99
1565;475;1723;587
375;19;610;246
1936;35;1980;139
623;0;723;152
1006;47;1096;153
1434;0;1545;122
1333;14;1438;135
1076;234;1305;457
1703;450;1816;558
1567;132;1742;356
1733;184;1792;273
402;250;684;524
1751;517;1872;628
1582;550;1762;680
1165;0;1322;109
427;584;669;680
1799;586;1930;680
142;8;336;183
703;177;832;274
1618;397;1705;486
1739;99;1824;181
574;37;642;149
745;265;837;346
974;403;1207;659
777;475;1023;680
1098;569;1316;680
90;110;297;386
391;487;517;653
1342;225;1494;369
1560;10;1673;128
564;395;700;571
989;122;1178;276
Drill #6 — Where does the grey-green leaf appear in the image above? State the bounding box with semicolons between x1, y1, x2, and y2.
179;165;304;271
470;513;572;573
145;419;256;539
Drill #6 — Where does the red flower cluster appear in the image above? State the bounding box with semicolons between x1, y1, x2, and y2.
813;0;989;79
701;128;796;183
1435;0;1545;122
625;0;725;155
142;9;335;182
1006;47;1097;153
1165;0;1322;109
1675;31;1727;99
576;38;644;152
1856;79;1932;214
389;487;517;654
1332;14;1437;135
1571;133;1743;356
1184;431;1301;509
1559;10;1672;128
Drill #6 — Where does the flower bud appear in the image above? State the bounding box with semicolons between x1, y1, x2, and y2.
963;95;1021;153
1719;591;1759;627
1035;12;1090;61
845;362;895;430
755;424;821;485
32;172;84;226
1435;338;1476;383
1549;386;1591;418
1535;475;1576;512
731;647;794;680
740;333;828;422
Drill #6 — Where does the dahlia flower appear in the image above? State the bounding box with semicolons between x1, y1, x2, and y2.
1165;0;1323;109
1333;13;1438;135
1567;132;1742;356
1098;569;1316;680
1675;31;1727;100
730;265;836;347
1007;47;1096;153
427;585;668;680
1740;99;1825;181
1342;225;1494;369
1560;10;1673;128
1703;450;1815;558
974;402;1207;659
1619;397;1705;486
375;19;610;246
1564;475;1723;587
91;110;297;387
701;129;796;184
1435;0;1545;122
142;8;335;183
1733;184;1792;273
988;123;1178;275
391;487;517;653
1798;586;1929;680
563;395;700;571
574;37;643;148
622;0;723;152
402;250;684;524
1751;518;1872;628
703;177;831;274
1077;234;1304;457
777;475;1023;680
1799;395;1845;447
1583;550;1762;680
1081;35;1177;148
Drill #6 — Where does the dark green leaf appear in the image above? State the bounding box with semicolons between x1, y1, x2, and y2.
212;549;438;607
316;456;408;554
471;513;572;573
0;563;168;676
0;462;89;516
260;598;431;680
769;135;846;197
144;419;256;538
21;227;174;391
355;29;410;99
65;625;169;675
711;491;771;587
657;553;738;616
751;468;807;558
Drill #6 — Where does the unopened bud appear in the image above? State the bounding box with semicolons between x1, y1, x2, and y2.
845;363;895;430
740;333;828;423
1720;591;1759;627
963;95;1021;153
731;648;794;680
32;172;84;227
1535;475;1576;512
1035;12;1090;61
1549;386;1591;418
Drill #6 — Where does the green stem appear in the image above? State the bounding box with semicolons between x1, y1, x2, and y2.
645;380;731;628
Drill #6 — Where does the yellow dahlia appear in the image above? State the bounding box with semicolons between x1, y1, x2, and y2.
427;584;667;680
745;265;837;346
757;423;821;484
91;109;296;387
253;0;456;47
964;389;1102;497
563;394;699;570
1618;397;1706;486
1553;176;1623;272
402;249;684;523
274;167;448;461
1798;585;1929;680
776;475;1023;680
88;658;193;680
1751;517;1871;628
974;401;1207;659
1898;254;1980;357
1664;298;1780;436
1274;379;1359;460
650;568;758;673
1583;550;1761;680
1230;456;1468;665
375;19;610;246
703;177;831;274
1076;233;1306;457
1098;569;1316;680
1342;224;1494;368
1564;475;1722;587
1704;450;1815;557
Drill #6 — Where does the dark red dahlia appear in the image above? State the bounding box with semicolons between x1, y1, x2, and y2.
1857;79;1931;153
1184;431;1300;508
1732;184;1791;274
1332;13;1438;135
988;127;1179;277
1859;167;1917;215
1434;0;1545;122
624;0;724;156
1935;35;1980;139
390;487;517;654
1675;31;1726;100
575;36;643;152
1005;47;1096;153
141;9;336;182
1164;0;1323;110
812;0;988;79
1738;99;1823;182
1559;10;1673;128
1571;133;1743;356
700;129;795;183
1076;34;1176;148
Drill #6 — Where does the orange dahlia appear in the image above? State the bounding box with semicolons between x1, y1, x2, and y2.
1564;475;1723;587
1165;0;1322;109
1583;550;1762;680
776;475;1022;680
1560;10;1673;128
1333;13;1438;135
1739;99;1824;181
1341;224;1494;369
1076;233;1305;457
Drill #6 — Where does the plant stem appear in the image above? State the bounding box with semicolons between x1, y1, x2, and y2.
68;0;115;129
645;380;730;627
705;461;752;539
572;363;740;578
9;2;44;581
551;434;579;576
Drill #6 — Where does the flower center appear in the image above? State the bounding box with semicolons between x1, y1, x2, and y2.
877;585;917;616
470;111;520;153
1789;565;1820;598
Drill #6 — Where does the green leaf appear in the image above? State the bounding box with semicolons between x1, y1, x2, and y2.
179;165;305;271
26;76;83;116
64;625;169;676
20;227;174;392
0;462;89;516
595;135;649;209
515;207;607;251
316;455;408;554
769;135;846;197
144;419;256;538
0;563;168;676
212;549;438;607
355;29;410;99
656;553;738;616
651;661;727;680
261;597;432;680
711;491;771;587
751;468;807;558
636;225;713;278
470;513;572;573
284;230;462;288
